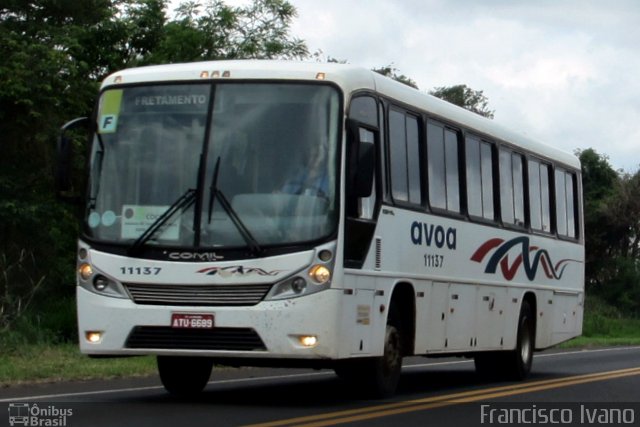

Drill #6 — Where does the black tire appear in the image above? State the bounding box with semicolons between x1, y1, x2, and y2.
474;301;534;380
370;324;403;397
334;324;403;398
505;300;535;380
157;356;213;396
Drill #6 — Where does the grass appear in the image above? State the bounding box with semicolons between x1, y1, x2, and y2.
0;343;156;387
0;301;156;387
559;294;640;348
0;295;638;387
559;336;640;348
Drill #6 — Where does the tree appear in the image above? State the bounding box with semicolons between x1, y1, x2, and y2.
429;84;495;119
618;172;640;259
372;64;419;89
370;66;494;118
142;0;308;64
578;148;640;314
0;0;118;340
0;0;309;341
578;149;619;287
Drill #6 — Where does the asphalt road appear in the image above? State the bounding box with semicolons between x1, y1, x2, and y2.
2;346;640;427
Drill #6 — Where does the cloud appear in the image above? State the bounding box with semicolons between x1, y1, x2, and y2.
289;0;640;170
166;0;640;170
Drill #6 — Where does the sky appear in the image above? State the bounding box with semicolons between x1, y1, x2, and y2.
172;0;640;172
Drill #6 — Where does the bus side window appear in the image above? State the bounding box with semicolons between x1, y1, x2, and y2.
427;120;459;213
389;109;409;202
481;142;495;219
466;136;495;220
427;121;446;209
499;148;525;227
555;168;567;236
541;164;551;232
566;172;577;238
407;115;421;204
528;159;552;233
554;167;578;238
512;153;525;226
528;159;542;230
389;108;421;206
348;95;379;220
359;128;376;219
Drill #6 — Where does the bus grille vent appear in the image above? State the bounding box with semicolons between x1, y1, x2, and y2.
124;283;272;306
125;326;267;351
375;237;382;270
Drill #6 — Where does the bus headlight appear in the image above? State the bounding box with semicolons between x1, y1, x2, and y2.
265;271;331;301
84;273;128;299
76;243;128;299
265;244;336;301
78;263;93;281
309;265;331;284
93;275;110;291
265;275;308;300
78;267;128;299
291;277;307;293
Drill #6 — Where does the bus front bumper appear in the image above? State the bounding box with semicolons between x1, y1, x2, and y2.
77;286;343;360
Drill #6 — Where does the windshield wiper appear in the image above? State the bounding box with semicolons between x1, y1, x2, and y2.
207;156;222;224
128;188;197;256
207;156;262;256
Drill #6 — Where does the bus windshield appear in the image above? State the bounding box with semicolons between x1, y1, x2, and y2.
86;83;341;250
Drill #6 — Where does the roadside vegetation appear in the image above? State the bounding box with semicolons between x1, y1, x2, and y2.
559;295;640;348
0;344;156;386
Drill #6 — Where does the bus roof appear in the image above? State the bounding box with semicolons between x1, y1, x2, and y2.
103;60;580;170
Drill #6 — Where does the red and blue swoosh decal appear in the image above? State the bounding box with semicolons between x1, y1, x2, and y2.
197;266;282;276
471;237;581;281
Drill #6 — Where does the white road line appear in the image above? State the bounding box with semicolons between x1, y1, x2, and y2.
0;372;330;402
1;346;639;403
403;345;640;370
0;385;165;402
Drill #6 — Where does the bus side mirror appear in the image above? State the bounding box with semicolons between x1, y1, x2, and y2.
56;117;89;199
347;119;375;198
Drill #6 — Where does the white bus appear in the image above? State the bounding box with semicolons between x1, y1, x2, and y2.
57;60;584;397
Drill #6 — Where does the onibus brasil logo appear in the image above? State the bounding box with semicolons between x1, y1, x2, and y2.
8;403;73;426
471;236;581;281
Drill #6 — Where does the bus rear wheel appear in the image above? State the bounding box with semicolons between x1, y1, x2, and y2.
474;300;534;380
157;356;213;396
505;300;534;380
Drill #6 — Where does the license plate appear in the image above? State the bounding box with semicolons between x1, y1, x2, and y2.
171;313;214;329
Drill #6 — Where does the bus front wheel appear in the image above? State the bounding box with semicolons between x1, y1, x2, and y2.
157;356;213;396
371;324;403;397
334;324;403;398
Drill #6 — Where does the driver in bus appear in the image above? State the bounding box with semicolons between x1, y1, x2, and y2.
280;140;329;197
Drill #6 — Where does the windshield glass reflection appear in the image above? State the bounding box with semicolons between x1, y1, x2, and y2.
85;83;340;250
87;84;208;246
202;84;339;246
